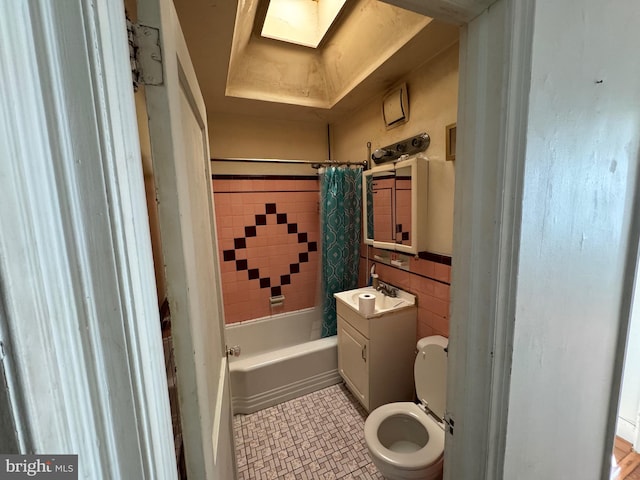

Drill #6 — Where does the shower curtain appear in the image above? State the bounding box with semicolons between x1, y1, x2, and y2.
320;166;362;337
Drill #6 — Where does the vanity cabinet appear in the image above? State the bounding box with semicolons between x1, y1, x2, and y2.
363;155;429;254
336;301;417;412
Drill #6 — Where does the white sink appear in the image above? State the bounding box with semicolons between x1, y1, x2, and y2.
334;286;415;317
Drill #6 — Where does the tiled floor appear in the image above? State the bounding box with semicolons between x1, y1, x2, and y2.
233;383;384;480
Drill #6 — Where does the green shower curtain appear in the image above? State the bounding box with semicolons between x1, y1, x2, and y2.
320;166;362;337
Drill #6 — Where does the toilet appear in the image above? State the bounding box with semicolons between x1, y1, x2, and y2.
364;335;448;480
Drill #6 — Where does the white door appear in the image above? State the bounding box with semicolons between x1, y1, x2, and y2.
137;0;235;478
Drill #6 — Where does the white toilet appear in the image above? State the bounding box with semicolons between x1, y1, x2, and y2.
364;335;448;480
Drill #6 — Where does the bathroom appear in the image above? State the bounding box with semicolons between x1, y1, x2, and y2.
128;0;640;478
4;0;638;478
187;1;459;478
125;0;461;474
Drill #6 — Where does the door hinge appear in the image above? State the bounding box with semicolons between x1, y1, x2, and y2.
127;18;163;90
444;412;455;436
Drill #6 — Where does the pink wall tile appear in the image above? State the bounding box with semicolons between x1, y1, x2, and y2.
417;321;435;339
421;309;449;337
359;258;369;286
231;203;244;216
220;258;236;273
360;247;452;341
211;179;231;192
409;257;436;277
221;270;238;285
433;263;451;283
214;193;231;206
213;176;320;325
231;215;246;227
218;227;233;240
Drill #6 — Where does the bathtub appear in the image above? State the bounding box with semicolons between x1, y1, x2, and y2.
226;307;341;414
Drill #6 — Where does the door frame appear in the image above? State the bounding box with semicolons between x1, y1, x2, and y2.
0;0;176;477
443;1;535;477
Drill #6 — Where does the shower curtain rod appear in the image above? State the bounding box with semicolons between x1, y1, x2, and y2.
211;157;368;169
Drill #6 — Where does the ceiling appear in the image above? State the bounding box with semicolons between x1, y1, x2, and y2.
172;0;460;124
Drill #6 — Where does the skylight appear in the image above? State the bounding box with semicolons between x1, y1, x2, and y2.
261;0;347;48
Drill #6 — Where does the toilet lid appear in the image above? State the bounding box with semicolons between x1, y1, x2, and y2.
414;335;448;420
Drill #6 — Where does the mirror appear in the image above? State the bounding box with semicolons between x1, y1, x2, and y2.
365;166;395;243
394;164;412;246
363;156;428;254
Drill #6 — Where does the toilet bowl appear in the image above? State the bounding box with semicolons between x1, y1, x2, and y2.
364;335;448;480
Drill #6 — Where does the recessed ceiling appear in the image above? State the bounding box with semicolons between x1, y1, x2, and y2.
261;0;347;48
172;0;460;123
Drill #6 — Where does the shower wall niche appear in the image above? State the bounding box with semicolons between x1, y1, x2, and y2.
213;175;320;324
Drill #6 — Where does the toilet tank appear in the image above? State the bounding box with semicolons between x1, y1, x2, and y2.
414;335;448;420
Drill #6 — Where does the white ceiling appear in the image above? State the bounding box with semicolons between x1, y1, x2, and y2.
172;0;460;124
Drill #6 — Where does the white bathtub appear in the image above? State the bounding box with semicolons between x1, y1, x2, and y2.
226;307;341;414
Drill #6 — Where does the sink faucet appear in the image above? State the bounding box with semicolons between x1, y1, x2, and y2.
376;281;398;297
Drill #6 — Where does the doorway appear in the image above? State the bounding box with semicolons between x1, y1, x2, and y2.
612;249;640;479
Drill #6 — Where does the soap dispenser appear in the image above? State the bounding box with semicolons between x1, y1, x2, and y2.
369;264;379;289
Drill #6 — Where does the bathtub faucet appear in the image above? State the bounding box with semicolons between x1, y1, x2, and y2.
226;345;241;357
376;281;398;298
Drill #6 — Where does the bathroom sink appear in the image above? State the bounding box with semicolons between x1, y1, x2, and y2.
334;286;416;317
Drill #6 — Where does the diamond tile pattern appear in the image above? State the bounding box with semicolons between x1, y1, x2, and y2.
213;177;320;323
222;202;318;299
234;384;384;480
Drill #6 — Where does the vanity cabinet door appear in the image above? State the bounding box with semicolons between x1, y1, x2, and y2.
337;316;369;410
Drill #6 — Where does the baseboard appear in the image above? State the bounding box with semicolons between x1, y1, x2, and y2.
616;416;637;444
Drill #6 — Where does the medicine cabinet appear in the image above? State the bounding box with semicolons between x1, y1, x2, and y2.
363;156;428;254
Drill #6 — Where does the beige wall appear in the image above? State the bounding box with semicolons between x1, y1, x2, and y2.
208;112;328;176
331;43;458;255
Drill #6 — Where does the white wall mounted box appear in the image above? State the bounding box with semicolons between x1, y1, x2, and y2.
382;83;409;129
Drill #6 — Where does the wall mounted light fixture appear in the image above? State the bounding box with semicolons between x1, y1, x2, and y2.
371;132;430;163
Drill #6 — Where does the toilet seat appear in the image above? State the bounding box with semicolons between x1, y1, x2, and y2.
365;402;444;472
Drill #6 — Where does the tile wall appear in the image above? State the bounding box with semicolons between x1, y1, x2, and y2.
359;247;451;339
213;176;320;324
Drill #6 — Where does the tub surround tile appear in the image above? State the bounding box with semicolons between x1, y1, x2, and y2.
234;384;383;480
214;177;320;323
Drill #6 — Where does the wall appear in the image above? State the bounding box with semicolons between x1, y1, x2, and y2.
359;249;451;339
213;176;320;323
331;42;458;341
208;42;457;336
503;1;640;478
208;113;327;324
209;112;328;165
331;42;458;255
